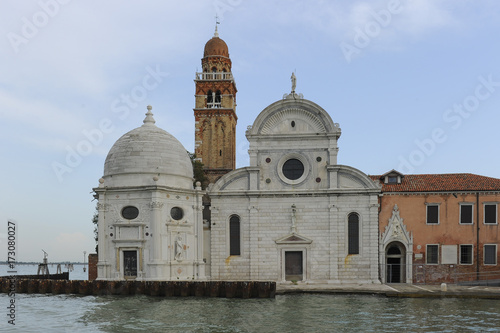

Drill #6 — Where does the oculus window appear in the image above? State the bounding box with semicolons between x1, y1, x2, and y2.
282;159;304;181
122;206;139;220
171;207;184;221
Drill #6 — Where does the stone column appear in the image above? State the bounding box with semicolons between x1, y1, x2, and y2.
149;198;164;279
328;196;339;282
249;200;259;280
96;198;110;280
194;183;206;279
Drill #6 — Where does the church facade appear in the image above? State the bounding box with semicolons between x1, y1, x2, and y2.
93;29;381;283
207;94;381;283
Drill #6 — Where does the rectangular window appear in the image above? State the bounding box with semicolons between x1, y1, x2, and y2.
426;245;439;264
388;176;398;184
484;204;497;224
460;245;473;265
426;205;439;224
484;244;497;265
460;204;473;224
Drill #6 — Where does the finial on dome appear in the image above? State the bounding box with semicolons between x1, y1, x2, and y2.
214;14;220;37
143;105;156;126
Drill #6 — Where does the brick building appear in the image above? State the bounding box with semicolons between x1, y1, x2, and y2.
372;170;500;284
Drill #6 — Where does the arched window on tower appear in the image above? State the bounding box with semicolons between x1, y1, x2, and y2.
207;90;213;108
229;215;241;255
348;213;359;255
215;90;221;107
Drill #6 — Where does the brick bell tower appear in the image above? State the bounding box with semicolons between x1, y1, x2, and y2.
194;25;237;185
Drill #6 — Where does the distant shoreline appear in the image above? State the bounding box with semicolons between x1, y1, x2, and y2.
0;262;86;265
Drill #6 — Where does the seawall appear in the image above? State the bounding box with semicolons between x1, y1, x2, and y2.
0;278;276;298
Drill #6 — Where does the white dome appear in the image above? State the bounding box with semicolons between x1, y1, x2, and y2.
103;106;193;189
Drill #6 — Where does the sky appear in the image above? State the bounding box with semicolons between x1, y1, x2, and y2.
1;0;499;262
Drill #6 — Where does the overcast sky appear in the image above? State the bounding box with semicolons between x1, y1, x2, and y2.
1;0;499;262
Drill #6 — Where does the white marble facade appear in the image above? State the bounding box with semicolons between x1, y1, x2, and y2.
208;93;381;283
95;94;382;284
94;107;206;281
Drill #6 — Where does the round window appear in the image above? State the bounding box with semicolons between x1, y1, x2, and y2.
282;159;304;180
122;206;139;220
171;207;184;220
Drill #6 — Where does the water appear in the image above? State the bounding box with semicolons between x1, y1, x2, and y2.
1;293;499;332
0;263;88;280
2;265;499;332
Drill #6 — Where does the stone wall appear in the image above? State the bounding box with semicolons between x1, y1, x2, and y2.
88;253;98;281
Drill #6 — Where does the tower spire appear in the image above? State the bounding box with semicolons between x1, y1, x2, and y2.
214;15;220;37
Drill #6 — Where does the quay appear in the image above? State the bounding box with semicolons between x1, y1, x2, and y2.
277;283;500;299
2;277;500;299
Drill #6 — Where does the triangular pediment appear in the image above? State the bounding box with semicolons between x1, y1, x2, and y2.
381;204;412;245
275;233;312;244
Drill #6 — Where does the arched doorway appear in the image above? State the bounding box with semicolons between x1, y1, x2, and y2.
386;242;406;283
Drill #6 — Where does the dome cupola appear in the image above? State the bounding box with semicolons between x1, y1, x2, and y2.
102;106;193;189
203;25;229;58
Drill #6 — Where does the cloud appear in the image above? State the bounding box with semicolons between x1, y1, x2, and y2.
263;0;460;42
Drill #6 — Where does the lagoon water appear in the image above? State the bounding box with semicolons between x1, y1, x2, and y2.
2;265;500;332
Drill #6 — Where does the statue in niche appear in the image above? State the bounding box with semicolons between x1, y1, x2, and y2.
175;235;184;261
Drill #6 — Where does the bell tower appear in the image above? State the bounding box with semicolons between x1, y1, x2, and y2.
194;25;237;185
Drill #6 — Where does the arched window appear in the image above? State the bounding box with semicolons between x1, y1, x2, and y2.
229;215;241;255
207;90;213;106
348;213;359;254
215;90;221;106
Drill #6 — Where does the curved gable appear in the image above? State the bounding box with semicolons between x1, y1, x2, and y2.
247;98;340;137
336;165;381;190
261;108;326;134
209;168;251;192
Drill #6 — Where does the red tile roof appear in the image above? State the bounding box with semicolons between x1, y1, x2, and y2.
370;173;500;192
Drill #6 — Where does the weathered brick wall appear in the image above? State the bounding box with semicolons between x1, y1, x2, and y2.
88;253;98;281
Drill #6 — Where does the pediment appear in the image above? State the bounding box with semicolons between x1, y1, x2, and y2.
260;108;326;135
275;233;312;244
381;204;412;246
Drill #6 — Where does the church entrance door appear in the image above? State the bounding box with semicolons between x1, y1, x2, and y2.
285;251;303;281
386;242;406;283
123;250;137;279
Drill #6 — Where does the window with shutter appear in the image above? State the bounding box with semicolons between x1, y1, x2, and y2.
484;244;497;265
484;204;497;224
460;204;473;224
459;245;473;264
426;205;439;224
426;245;439;264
